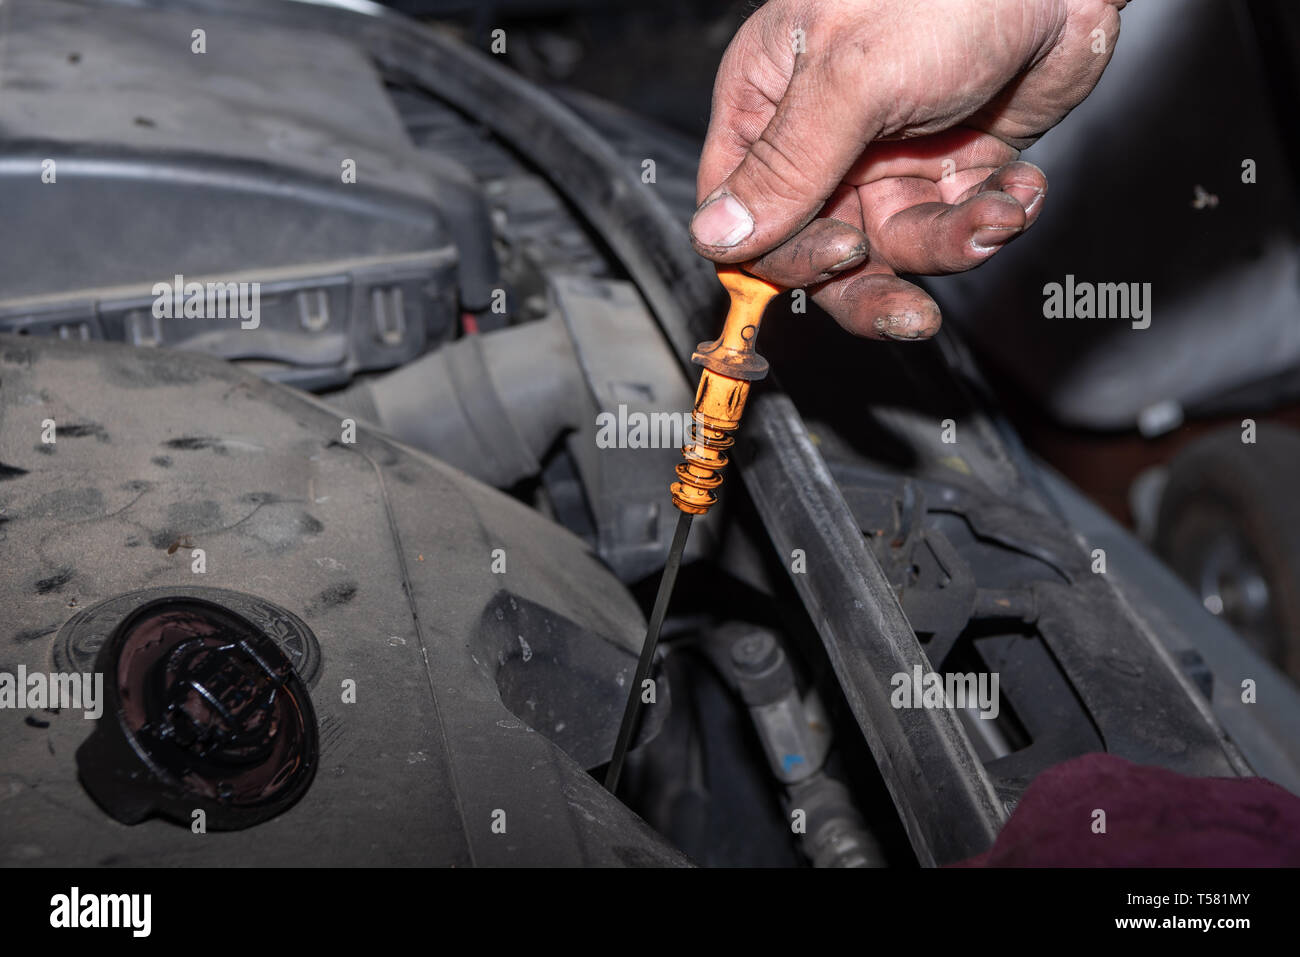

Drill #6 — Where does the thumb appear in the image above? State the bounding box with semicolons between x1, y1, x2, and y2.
691;68;879;261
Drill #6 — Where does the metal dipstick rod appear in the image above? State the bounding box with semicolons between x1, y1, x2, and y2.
604;266;783;793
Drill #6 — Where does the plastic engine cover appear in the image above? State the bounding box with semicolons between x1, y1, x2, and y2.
0;334;683;867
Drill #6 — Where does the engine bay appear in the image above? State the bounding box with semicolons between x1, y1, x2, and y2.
2;0;1294;870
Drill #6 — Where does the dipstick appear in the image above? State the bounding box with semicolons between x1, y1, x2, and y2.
604;267;784;794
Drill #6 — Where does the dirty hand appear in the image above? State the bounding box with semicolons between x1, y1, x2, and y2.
692;0;1126;340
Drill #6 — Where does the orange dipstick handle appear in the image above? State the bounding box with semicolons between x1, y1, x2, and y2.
670;266;784;515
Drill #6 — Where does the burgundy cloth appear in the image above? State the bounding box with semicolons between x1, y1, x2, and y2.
953;753;1300;866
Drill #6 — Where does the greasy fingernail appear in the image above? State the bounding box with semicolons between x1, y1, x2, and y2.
829;244;869;272
971;224;1021;253
1001;184;1043;213
691;193;754;248
814;250;868;282
873;315;927;340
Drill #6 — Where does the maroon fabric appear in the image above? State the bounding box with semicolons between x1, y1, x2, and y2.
953;753;1300;867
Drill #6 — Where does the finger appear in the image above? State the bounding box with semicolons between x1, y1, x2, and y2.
861;182;1029;274
811;268;943;341
958;160;1048;225
692;68;885;261
843;128;1020;189
745;218;869;288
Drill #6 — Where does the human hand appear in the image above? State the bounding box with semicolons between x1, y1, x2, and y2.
692;0;1126;340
